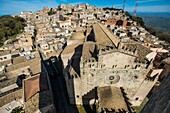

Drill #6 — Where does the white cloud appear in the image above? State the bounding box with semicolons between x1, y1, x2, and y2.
113;4;129;9
126;5;170;12
138;0;162;3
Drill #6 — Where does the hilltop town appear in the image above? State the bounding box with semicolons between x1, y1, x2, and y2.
0;3;170;113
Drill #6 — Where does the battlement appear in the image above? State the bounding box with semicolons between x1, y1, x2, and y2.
80;59;148;71
98;46;116;55
98;42;139;57
80;57;98;69
118;42;138;57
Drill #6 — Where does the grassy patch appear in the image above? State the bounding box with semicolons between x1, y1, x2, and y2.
77;105;86;113
77;105;95;113
10;34;18;40
0;43;3;47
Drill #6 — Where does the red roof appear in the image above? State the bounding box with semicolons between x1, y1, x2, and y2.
24;73;49;102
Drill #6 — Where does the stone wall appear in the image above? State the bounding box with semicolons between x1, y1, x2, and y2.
0;88;22;107
106;19;127;28
6;66;30;78
66;65;151;105
141;73;170;113
82;52;147;70
24;90;54;113
65;44;154;106
65;50;154;106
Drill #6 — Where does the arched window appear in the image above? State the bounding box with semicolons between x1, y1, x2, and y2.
116;20;123;26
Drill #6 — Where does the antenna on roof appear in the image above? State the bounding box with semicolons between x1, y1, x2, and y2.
133;0;139;16
123;0;126;12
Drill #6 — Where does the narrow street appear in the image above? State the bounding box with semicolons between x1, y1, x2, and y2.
43;57;70;113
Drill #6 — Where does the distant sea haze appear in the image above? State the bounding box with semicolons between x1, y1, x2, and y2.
137;12;170;34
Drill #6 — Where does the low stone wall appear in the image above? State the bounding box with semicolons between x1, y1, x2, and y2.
0;88;22;107
24;90;54;113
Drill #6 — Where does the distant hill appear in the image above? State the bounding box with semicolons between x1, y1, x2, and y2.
138;12;170;34
125;12;170;43
0;15;26;45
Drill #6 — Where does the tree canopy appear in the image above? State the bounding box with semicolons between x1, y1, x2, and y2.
0;15;26;43
47;8;56;16
11;106;24;113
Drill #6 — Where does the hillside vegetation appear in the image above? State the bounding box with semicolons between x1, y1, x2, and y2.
125;12;170;43
0;15;26;44
47;8;56;16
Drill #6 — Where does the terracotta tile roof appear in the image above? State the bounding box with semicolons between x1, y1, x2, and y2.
82;42;97;61
125;43;151;62
70;31;85;40
11;50;20;54
0;50;11;56
24;73;49;102
62;43;83;55
0;59;11;67
12;56;25;64
0;77;17;89
98;86;129;112
98;23;120;47
6;58;41;72
93;23;113;46
92;23;120;47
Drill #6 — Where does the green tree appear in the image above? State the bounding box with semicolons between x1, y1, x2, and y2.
47;8;56;16
0;15;26;43
11;107;24;113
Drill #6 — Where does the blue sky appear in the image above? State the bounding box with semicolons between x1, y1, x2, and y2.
0;0;170;15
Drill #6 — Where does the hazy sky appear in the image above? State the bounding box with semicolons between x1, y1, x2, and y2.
0;0;170;15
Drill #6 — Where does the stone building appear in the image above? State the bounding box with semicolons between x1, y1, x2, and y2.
15;33;34;51
38;38;65;57
0;51;42;112
62;23;163;111
0;50;20;63
106;18;127;28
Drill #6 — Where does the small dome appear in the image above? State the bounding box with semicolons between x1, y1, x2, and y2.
70;31;85;40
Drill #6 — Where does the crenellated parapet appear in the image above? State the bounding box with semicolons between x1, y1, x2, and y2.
118;42;138;56
98;46;116;55
80;57;98;69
